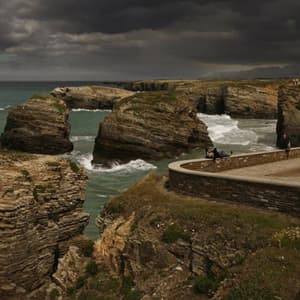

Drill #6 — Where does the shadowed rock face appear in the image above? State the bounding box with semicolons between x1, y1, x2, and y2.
1;96;73;154
51;86;135;110
0;152;89;299
93;91;212;164
277;85;300;147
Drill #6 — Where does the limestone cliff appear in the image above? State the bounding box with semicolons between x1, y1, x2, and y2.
277;85;300;147
0;151;89;299
1;96;73;154
51;86;135;110
121;79;282;118
93;91;212;164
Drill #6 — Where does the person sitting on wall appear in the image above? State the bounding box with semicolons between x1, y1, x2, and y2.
206;147;232;160
279;133;291;159
205;147;215;159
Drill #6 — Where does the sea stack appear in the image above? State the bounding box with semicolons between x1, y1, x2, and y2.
93;91;212;164
277;85;300;147
1;96;73;154
51;86;135;110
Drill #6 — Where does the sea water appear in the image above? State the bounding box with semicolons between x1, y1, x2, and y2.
0;82;277;239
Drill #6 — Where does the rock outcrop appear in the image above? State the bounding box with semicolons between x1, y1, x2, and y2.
93;91;212;164
91;174;300;300
121;79;281;118
224;85;278;118
1;96;73;154
0;152;89;299
277;85;300;147
51;86;135;110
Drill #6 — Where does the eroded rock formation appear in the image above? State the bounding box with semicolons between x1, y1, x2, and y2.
1;96;73;154
0;152;89;299
93;91;212;164
277;85;300;147
51;86;135;110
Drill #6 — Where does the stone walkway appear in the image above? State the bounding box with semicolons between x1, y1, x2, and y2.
220;157;300;184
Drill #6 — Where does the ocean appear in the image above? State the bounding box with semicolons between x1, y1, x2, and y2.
0;82;277;239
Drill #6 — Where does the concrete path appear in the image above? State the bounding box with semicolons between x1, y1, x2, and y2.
220;157;300;184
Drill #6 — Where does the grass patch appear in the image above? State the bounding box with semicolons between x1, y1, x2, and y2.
69;160;80;173
79;239;95;257
86;261;98;277
49;288;60;300
162;224;191;243
31;94;49;100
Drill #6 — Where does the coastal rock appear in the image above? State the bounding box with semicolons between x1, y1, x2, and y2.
92;174;300;300
51;86;135;110
0;152;89;298
93;91;212;164
1;96;73;154
224;85;278;118
277;85;300;147
206;87;225;114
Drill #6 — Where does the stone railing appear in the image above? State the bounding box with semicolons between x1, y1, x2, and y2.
181;148;300;172
168;148;300;217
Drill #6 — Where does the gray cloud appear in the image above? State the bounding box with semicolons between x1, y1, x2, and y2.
0;0;299;80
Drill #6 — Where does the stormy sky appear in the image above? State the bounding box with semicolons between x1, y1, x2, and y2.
0;0;300;80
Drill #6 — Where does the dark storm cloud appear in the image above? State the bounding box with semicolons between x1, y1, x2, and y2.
0;0;300;80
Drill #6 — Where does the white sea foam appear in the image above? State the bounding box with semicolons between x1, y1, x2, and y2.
70;136;94;142
72;108;112;112
75;153;157;173
198;113;258;145
0;105;11;111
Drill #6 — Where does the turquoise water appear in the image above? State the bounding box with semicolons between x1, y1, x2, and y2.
0;82;277;239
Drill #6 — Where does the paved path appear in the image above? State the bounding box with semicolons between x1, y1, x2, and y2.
220;157;300;184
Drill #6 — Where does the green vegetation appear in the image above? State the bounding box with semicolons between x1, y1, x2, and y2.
80;239;95;257
86;261;98;277
49;288;60;300
75;276;87;289
69;160;80;173
51;99;67;114
30;94;50;100
120;276;141;300
162;224;191;243
33;185;46;200
193;276;219;295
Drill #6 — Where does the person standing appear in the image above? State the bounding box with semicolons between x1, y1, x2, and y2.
280;133;291;159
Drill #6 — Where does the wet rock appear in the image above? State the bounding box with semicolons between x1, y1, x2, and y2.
1;96;73;154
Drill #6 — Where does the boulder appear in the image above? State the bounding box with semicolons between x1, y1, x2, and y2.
51;86;135;110
277;85;300;147
224;85;277;118
0;152;89;298
1;96;73;154
93;91;212;164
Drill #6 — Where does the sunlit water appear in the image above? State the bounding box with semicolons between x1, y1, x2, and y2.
0;82;277;238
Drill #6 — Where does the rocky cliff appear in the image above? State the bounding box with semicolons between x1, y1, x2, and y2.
90;174;300;300
277;85;300;147
93;91;212;164
0;151;89;299
1;96;73;154
121;79;282;118
51;86;135;110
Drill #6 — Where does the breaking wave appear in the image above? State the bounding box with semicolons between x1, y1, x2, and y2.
72;108;112;112
70;136;95;142
74;152;157;173
198;113;258;145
